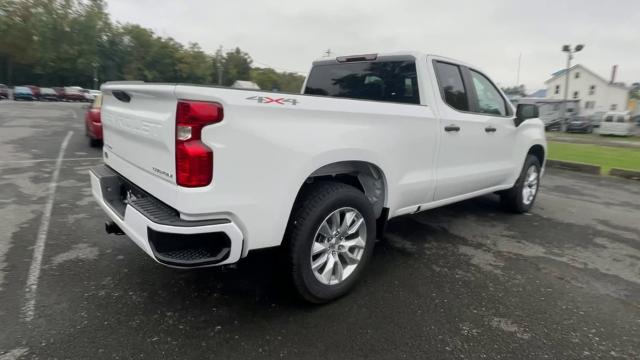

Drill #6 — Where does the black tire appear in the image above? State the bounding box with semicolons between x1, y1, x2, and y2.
284;181;376;303
501;154;541;213
89;137;101;148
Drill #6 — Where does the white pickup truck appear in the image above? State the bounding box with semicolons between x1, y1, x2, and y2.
91;52;546;302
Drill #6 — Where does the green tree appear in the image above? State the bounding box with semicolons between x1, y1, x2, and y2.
176;43;212;83
222;47;252;86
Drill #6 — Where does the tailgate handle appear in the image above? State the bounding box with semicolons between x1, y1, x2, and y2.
112;90;131;103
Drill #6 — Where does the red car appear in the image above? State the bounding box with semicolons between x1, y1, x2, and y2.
85;94;103;147
25;85;41;99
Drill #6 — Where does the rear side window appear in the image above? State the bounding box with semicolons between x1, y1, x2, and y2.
469;70;507;116
616;116;625;123
604;116;613;122
434;62;468;111
304;60;420;104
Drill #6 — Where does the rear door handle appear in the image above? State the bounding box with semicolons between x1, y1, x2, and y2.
485;126;497;133
444;125;461;132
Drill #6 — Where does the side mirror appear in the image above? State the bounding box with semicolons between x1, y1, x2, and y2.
515;104;539;127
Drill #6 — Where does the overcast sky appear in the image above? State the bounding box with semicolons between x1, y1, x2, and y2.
107;0;640;92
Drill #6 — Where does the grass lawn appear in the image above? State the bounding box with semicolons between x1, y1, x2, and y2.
547;141;640;174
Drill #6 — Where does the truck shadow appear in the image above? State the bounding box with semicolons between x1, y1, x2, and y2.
150;194;509;309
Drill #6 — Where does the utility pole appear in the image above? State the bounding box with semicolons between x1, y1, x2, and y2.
92;62;98;90
560;44;584;123
516;52;521;86
216;45;224;85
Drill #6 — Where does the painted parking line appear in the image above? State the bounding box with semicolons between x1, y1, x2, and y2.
22;131;74;322
0;157;101;164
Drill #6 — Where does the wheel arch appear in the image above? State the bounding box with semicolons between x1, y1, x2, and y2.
527;144;546;166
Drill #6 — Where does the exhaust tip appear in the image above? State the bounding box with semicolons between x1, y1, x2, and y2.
105;221;124;235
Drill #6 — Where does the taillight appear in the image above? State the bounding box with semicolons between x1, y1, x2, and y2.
175;100;223;187
89;108;101;123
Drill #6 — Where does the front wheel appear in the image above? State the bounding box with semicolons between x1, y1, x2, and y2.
501;155;541;213
284;182;376;303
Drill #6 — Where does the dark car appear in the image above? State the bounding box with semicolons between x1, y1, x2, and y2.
0;84;8;99
566;116;593;133
85;94;103;147
545;119;564;131
39;87;59;101
24;85;41;99
13;86;35;101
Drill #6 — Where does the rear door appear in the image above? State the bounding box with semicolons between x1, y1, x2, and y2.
430;60;497;201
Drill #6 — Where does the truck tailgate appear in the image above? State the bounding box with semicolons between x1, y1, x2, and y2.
101;84;178;204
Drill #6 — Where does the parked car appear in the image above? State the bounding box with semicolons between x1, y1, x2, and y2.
85;94;103;147
91;52;546;303
588;111;606;128
545;119;563;131
599;111;634;136
52;87;66;100
63;87;85;102
13;86;35;101
88;89;101;99
565;116;593;133
0;84;8;99
24;85;41;100
39;87;60;101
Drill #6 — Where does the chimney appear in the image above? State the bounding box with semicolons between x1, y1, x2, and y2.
610;65;618;84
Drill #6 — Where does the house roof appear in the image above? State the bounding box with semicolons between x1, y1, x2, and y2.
529;89;547;98
544;64;630;90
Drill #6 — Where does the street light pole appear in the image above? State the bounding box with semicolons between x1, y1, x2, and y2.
560;44;584;123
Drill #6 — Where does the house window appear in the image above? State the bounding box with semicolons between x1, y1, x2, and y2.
575;72;580;79
554;85;560;94
589;85;595;95
573;91;579;99
585;101;596;109
610;104;618;110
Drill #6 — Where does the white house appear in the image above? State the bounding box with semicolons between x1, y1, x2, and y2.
544;64;630;116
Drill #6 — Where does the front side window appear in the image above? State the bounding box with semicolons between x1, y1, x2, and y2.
469;70;507;116
604;116;613;122
434;61;468;111
304;60;420;104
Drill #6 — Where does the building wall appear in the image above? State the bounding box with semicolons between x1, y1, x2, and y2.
545;66;629;116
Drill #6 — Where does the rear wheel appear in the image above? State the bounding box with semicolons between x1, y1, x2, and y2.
501;155;541;213
89;137;101;148
284;182;375;303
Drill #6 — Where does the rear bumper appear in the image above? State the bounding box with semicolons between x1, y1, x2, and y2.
90;165;243;267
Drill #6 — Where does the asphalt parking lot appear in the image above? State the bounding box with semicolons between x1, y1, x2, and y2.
1;101;639;359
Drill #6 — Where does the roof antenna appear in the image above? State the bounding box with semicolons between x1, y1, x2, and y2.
324;49;333;58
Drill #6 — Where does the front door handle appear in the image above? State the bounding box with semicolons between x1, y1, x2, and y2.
485;126;497;133
444;125;461;132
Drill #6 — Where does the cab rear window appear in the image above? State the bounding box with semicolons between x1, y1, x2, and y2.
304;60;420;104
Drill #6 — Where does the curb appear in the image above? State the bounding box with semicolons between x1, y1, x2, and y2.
546;160;601;175
609;168;640;181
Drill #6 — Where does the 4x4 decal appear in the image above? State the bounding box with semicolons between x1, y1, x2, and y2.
246;96;298;106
